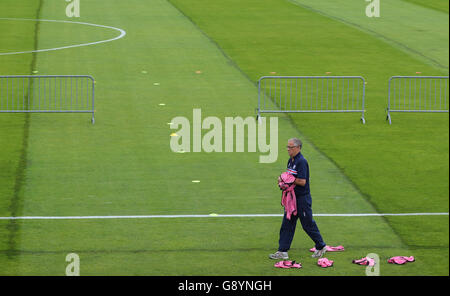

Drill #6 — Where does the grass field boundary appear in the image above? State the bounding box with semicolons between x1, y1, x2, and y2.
0;212;448;220
4;0;44;260
0;18;126;56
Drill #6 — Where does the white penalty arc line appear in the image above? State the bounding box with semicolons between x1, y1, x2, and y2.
0;18;126;56
0;213;448;220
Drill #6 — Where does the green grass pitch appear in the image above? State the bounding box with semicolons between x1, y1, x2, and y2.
0;0;448;276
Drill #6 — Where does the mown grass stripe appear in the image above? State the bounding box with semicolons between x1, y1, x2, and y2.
287;0;448;71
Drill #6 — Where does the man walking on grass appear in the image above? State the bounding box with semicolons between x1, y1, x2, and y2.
269;138;327;259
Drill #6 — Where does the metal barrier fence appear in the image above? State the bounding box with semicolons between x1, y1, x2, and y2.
257;76;366;123
0;75;95;124
387;76;449;124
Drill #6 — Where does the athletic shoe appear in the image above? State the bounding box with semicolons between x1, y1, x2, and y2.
311;246;327;258
269;251;289;260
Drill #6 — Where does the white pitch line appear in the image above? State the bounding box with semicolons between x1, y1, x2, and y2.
0;213;448;220
0;18;126;56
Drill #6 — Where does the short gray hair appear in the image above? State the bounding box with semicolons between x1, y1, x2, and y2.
288;138;302;148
